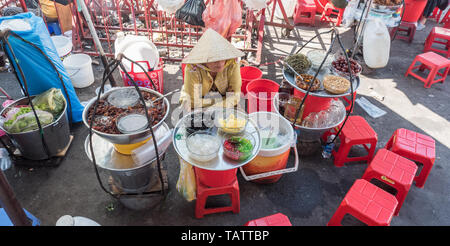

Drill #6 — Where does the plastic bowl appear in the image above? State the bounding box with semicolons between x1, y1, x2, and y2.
215;108;249;135
184;111;215;135
307;50;333;71
222;132;255;162
186;131;221;162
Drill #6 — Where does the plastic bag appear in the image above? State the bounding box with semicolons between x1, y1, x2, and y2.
31;88;66;116
175;0;206;26
243;0;266;10
202;0;242;38
3;109;53;133
176;159;197;202
0;148;11;171
342;0;358;27
156;0;185;14
132;128;174;166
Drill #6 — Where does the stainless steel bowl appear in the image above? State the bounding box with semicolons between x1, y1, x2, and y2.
82;87;170;145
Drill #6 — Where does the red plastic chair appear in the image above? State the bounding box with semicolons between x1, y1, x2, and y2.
385;128;436;188
293;0;317;26
244;213;292;226
404;51;450;88
423;27;450;58
362;149;418;216
320;3;344;27
328;179;398;226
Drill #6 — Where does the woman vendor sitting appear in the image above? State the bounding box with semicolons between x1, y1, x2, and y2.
180;28;245;111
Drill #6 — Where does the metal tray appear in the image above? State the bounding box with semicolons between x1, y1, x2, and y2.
283;67;360;98
172;111;262;171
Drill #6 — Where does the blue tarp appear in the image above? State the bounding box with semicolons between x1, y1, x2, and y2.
0;208;40;226
0;12;84;123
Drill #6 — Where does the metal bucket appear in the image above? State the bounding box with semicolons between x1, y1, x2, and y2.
0;96;70;160
85;123;169;192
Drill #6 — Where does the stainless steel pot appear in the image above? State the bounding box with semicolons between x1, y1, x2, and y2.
82;87;170;145
84;123;170;192
0;96;70;160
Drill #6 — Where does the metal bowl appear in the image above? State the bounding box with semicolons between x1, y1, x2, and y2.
272;93;346;141
82;87;170;145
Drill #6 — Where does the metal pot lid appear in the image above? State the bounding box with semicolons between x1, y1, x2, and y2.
117;113;149;134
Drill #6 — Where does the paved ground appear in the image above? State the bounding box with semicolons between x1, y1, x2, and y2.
1;17;449;226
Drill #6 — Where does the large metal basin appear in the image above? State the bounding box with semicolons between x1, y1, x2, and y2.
0;96;70;160
82;87;170;145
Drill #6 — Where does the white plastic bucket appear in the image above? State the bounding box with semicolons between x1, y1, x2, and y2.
51;35;72;60
240;111;299;183
63;54;95;88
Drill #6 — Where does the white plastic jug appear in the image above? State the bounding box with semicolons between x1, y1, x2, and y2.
114;32;159;73
363;19;391;69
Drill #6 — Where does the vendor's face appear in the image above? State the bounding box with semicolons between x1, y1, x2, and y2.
205;60;226;73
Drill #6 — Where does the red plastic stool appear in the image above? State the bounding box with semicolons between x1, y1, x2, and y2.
384;128;436;188
244;213;292;226
404;51;450;88
293;0;316;26
320;3;344;27
390;21;417;43
423;27;450;58
328;179;398;226
195;173;240;218
331;116;378;167
442;11;450;28
362;149;418;216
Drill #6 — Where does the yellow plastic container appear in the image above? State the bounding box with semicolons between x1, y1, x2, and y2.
113;137;151;155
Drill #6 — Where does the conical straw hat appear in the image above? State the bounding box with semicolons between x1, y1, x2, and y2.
182;28;245;64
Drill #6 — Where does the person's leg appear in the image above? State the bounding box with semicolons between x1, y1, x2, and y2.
417;16;427;30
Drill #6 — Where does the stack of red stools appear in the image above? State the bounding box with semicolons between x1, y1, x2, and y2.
244;213;292;226
361;148;418;216
328;128;436;226
320;3;344;27
404;51;450;88
293;0;317;26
